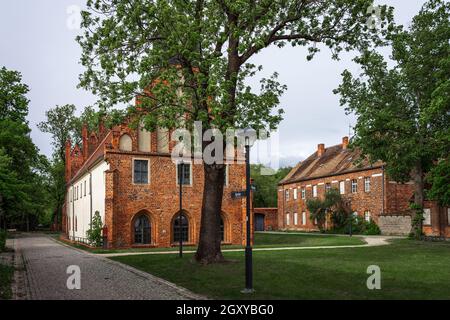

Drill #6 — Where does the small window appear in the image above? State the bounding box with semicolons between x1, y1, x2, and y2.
423;208;431;225
351;179;358;193
119;134;132;151
339;181;345;194
313;185;318;197
293;188;298;200
177;163;191;185
285;189;289;201
325;183;331;193
80;183;82;198
364;211;371;222
302;212;306;225
224;165;229;186
364;177;371;192
294;213;298;225
301;188;306;199
286;213;290;226
134;159;149;184
84;181;86;196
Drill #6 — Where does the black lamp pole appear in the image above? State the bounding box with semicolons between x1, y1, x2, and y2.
242;138;254;293
179;161;184;258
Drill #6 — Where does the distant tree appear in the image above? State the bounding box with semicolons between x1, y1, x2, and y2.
426;159;450;207
0;67;29;123
334;0;449;238
251;164;291;207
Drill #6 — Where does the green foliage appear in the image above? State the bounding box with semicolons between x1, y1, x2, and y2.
426;159;450;207
251;164;291;207
0;66;51;230
86;211;103;247
0;230;6;252
334;0;449;236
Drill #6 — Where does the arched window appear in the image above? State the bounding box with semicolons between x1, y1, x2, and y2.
173;213;189;242
134;215;151;244
119;134;132;151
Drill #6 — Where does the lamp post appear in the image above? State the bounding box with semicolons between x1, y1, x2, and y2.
240;128;256;294
179;161;184;258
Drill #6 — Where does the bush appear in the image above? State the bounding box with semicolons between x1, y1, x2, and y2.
0;230;6;252
363;220;381;235
86;211;103;247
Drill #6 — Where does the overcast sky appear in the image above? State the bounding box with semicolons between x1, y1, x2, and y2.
0;0;428;168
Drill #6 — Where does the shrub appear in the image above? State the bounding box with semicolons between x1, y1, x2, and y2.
86;211;103;247
363;220;381;235
0;230;6;252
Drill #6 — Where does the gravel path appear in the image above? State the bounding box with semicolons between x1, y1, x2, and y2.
15;233;201;300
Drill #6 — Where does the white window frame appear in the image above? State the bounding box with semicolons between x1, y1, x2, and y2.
423;208;431;226
294;212;298;225
132;158;150;185
339;181;345;194
286;213;290;226
302;212;306;225
364;177;371;192
313;185;318;197
301;188;306;199
364;211;371;222
176;160;193;186
285;189;289;201
293;188;298;200
325;183;331;193
351;179;358;193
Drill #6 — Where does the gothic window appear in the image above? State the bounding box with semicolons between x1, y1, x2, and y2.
119;134;132;151
173;213;189;243
134;215;151;244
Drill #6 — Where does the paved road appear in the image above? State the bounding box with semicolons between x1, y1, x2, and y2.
14;233;199;300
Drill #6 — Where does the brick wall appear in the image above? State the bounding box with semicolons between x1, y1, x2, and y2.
253;208;278;231
278;168;385;231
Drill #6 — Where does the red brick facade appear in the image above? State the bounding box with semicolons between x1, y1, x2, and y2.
253;208;278;231
278;137;449;237
63;121;248;248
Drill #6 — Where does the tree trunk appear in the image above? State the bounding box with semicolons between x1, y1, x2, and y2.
195;163;226;264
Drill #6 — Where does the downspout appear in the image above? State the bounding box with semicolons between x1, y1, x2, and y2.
71;184;75;240
89;172;93;227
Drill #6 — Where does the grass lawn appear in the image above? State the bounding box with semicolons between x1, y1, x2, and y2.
0;263;14;300
111;239;450;299
57;232;365;254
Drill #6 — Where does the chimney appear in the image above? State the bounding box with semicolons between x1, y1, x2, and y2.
342;136;349;150
65;140;72;182
82;124;88;161
317;143;325;157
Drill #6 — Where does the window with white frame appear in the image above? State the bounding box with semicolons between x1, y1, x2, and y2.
351;179;358;193
325;183;331;193
423;208;431;225
293;188;298;200
364;210;371;222
285;189;289;201
294;213;298;225
286;213;290;226
80;183;83;198
84;180;86;196
364;177;371;192
133;159;149;184
301;188;306;199
302;212;306;225
313;185;318;197
339;181;345;194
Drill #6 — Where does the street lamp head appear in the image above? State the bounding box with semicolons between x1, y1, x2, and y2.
238;127;257;147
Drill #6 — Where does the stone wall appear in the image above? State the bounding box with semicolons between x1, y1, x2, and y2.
378;213;412;236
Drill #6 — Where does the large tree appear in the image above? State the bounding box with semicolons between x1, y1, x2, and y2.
78;0;395;263
0;67;49;229
334;0;449;236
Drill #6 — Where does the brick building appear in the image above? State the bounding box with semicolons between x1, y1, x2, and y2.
62;120;248;248
253;208;278;231
278;137;450;237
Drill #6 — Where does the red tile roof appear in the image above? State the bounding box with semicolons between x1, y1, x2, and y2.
279;144;384;185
